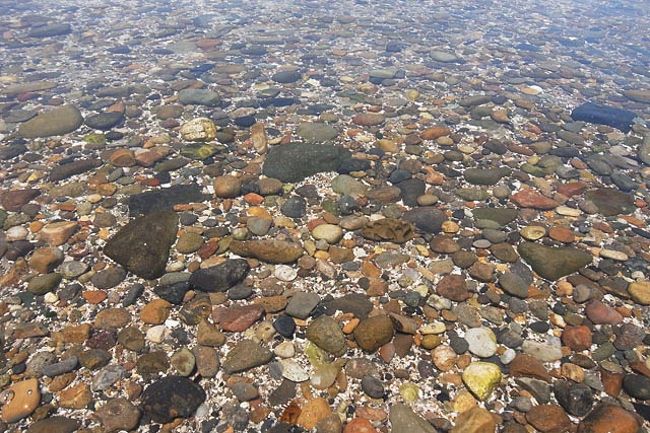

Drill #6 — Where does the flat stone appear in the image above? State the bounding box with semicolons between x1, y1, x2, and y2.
189;259;250;292
517;242;592;281
104;211;178;280
577;404;640;433
286;292;321;319
262;143;352;183
127;184;205;216
178;89;221;106
26;417;79;433
18;105;83;138
222;339;273;373
472;207;518;226
0;378;40;423
96;398;141;432
389;403;437;433
585;189;635;216
49;159;102;181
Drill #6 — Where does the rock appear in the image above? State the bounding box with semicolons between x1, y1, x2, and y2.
585;189;635;216
473;208;518;226
522;340;563;362
272;70;302;83
294;397;330;430
554;381;594;417
217;305;264;332
286;292;321;319
180;118;217;141
306;315;347;356
222;339;273;373
462;362;502;400
431;50;459;62
420;125;450;140
178;89;221;106
27;23;72;37
48;159;101;181
263;143;353;183
312;224;343;244
465;327;498;358
189;259;249;292
585;300;623;324
517;242;592;281
464;167;509;185
639;134;650;166
85;112;123;130
352;113;385;126
29;247;63;274
39;221;79;246
437;274;470;302
623;374;650;400
361;219;414;243
571;102;636;133
388;403;436;433
628;280;650;305
402;207;445;234
526;404;572;433
0;378;40;423
562;325;592;351
96;398;141;432
28;272;62;295
279;359;309;382
103;211;178;279
26;417;79;433
577;404;640;433
229;239;303;263
281;197;307;218
1;189;40;212
499;272;529;298
140;299;172;324
171;348;195;376
297;122;339;142
353;315;394;352
127;184;205;216
18;105;83;138
141;376;206;423
451;407;496;433
58;382;91;409
331;175;367;197
250;122;268;153
193;346;219;378
624;89;650;104
511;189;558;210
213;176;244;200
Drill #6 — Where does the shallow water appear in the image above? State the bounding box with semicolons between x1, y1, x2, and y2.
0;0;649;432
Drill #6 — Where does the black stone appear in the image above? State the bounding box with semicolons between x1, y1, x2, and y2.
127;184;206;216
141;376;206;424
154;281;190;305
189;259;250;292
571;102;636;132
554;380;594;416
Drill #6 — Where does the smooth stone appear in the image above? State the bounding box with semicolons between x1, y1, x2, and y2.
585;188;635;216
450;406;496;433
85;112;123;130
465;327;498;358
353;315;394;352
26;417;79;433
389;403;437;433
0;378;40;423
499;272;529;298
312;224;343;244
297;122;339;142
178;89;221;106
402;207;445;234
229;239;303;263
18;105;83;138
180;118;217;141
262;143;352;183
286;292;321;319
571;102;636;132
96;398;141;432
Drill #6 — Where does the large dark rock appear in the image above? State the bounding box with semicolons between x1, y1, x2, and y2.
127;184;205;216
571;102;636;133
189;259;250;292
141;376;206;424
585;188;635;216
262;143;353;183
85;112;123;130
402;207;445;234
104;211;178;280
517;242;592;281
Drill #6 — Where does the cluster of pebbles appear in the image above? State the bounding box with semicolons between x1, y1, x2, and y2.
1;0;650;432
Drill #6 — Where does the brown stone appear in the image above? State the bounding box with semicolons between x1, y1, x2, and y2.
353;314;394;352
1;189;40;212
577;404;639;433
509;354;552;382
451;406;496;433
58;382;92;409
39;221;79;246
343;417;379;433
140;299;172;324
296;397;332;430
562;326;592;351
352;113;385;127
420;125;451;140
213;175;242;198
511;189;558;210
109;148;136;167
214;304;264;332
437;274;470;302
526;404;572;433
94;308;131;329
585;300;623;324
29;247;63;274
